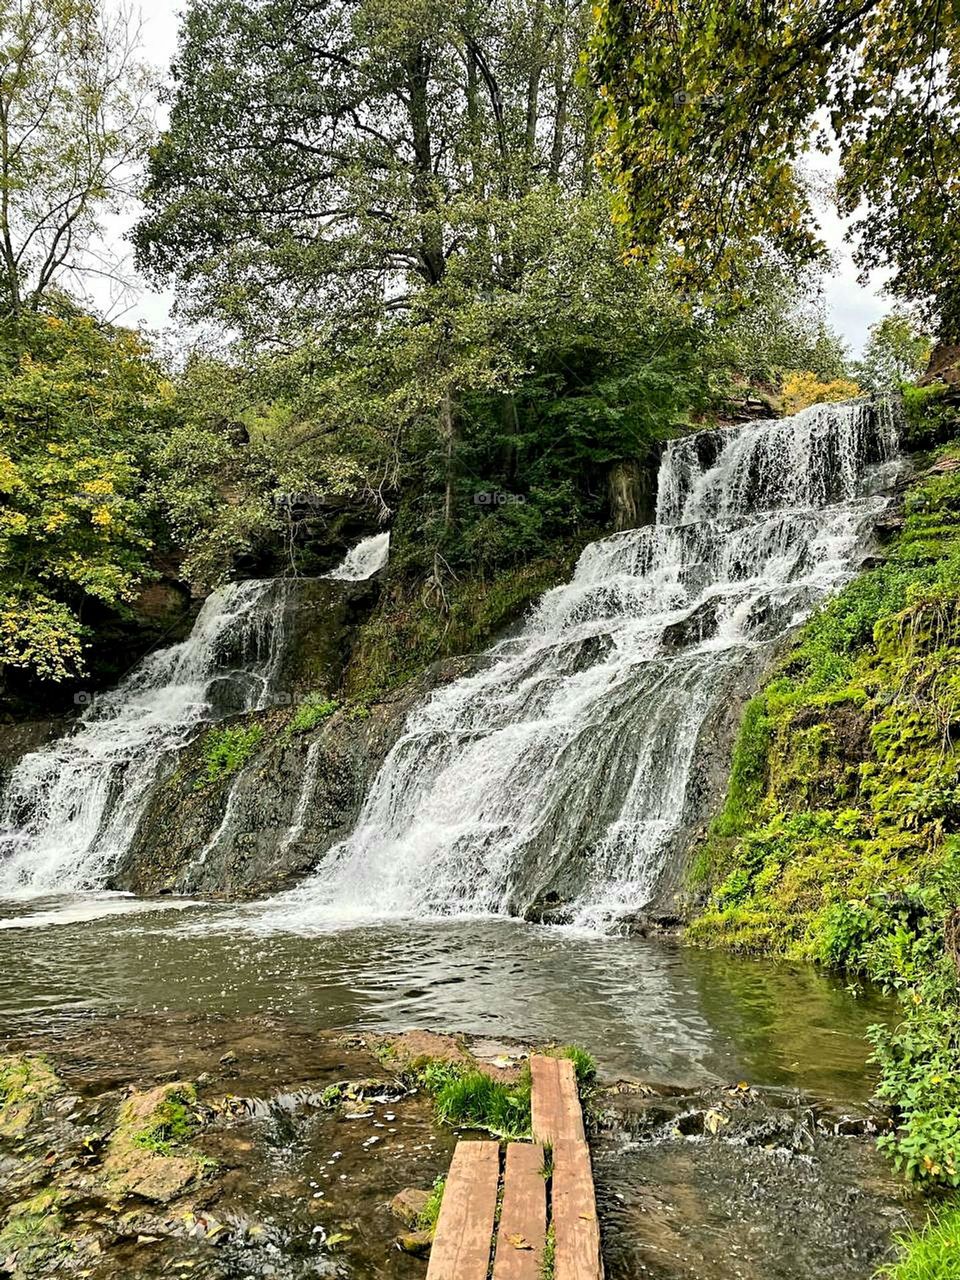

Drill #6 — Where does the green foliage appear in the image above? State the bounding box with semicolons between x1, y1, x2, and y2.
0;308;176;681
875;1203;960;1279
287;693;339;736
854;311;933;393
0;0;153;314
417;1060;533;1140
196;724;264;789
901;383;960;451
689;425;960;1191
131;1088;200;1157
591;1;960;337
541;1223;556;1280
417;1176;446;1232
549;1045;597;1088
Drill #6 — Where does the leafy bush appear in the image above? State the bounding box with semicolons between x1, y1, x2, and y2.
901;382;960;450
196;723;264;788
780;370;861;414
287;693;339;736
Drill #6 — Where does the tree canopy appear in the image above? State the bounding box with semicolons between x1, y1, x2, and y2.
591;0;960;336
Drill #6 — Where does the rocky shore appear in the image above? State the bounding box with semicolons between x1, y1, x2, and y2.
0;1016;921;1280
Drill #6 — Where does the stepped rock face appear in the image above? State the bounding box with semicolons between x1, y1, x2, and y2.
111;657;480;896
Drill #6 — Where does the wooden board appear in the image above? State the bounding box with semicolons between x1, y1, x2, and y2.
492;1143;547;1280
426;1140;499;1280
552;1138;603;1280
530;1055;585;1145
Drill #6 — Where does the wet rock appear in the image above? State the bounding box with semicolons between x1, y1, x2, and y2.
390;1186;430;1227
113;653;482;898
0;1055;62;1139
102;1082;207;1204
397;1228;433;1256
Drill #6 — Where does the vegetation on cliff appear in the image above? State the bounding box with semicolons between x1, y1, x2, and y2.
688;381;960;1265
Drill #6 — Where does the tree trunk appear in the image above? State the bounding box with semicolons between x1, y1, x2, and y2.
441;388;459;531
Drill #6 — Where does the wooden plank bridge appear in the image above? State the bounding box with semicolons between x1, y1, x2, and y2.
426;1055;602;1280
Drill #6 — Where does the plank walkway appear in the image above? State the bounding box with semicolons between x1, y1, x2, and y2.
425;1055;603;1280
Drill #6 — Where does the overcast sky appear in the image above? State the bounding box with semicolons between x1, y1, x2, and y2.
103;0;890;357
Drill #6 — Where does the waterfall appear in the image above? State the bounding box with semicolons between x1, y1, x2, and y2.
323;531;390;581
0;579;289;894
267;402;899;929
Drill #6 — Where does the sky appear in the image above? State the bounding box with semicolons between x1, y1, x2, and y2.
100;0;890;357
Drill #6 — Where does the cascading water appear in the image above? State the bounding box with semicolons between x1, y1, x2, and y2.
0;579;289;893
323;531;390;581
268;402;900;929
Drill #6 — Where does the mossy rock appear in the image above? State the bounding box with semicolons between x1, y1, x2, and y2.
0;1188;64;1273
103;1082;209;1203
0;1055;62;1140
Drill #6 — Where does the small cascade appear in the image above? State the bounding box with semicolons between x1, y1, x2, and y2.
0;579;289;893
323;531;390;581
267;402;900;929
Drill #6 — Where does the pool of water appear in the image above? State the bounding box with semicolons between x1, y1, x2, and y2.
0;893;890;1101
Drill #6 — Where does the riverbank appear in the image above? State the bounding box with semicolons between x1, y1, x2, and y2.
0;1015;921;1280
686;382;960;1273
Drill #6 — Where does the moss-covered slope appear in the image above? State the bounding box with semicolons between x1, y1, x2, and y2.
687;384;960;1273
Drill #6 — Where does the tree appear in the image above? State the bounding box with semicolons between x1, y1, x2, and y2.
854;310;934;391
0;0;154;320
0;304;174;681
134;0;592;341
590;0;960;336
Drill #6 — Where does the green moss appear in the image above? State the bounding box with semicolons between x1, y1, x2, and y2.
0;1054;61;1138
876;1202;960;1279
345;540;588;701
130;1087;199;1156
689;432;960;1192
195;723;264;789
0;1189;65;1268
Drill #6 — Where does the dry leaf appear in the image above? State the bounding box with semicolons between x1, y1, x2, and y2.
508;1234;532;1250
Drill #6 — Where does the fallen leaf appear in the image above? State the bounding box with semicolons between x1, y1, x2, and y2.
508;1234;532;1250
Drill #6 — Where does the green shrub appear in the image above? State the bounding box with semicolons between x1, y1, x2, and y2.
287;692;339;736
196;723;264;788
901;382;960;450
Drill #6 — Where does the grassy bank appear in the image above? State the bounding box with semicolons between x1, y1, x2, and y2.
687;385;960;1274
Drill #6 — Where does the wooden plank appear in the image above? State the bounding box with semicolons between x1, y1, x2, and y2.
530;1055;585;1145
426;1140;499;1280
552;1138;603;1280
493;1143;547;1280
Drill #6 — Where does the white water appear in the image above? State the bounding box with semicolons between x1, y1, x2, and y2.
323;531;390;580
0;579;289;893
265;402;899;930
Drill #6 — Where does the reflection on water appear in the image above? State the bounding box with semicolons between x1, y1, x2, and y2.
0;894;891;1100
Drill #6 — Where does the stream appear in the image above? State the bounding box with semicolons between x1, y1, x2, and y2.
0;895;889;1101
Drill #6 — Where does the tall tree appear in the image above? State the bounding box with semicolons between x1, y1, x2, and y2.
134;0;592;341
590;0;960;336
0;0;154;319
